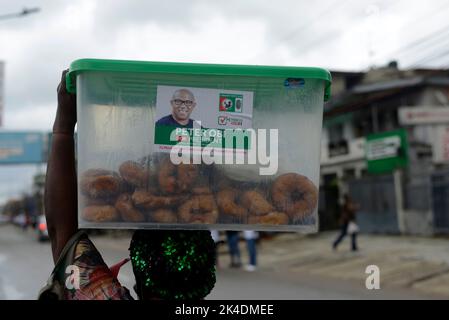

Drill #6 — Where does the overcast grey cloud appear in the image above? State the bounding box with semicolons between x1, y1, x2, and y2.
1;0;449;131
1;0;449;201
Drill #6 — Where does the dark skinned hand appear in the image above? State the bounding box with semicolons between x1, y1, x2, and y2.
54;69;76;134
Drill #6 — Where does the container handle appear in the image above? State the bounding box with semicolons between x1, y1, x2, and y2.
65;69;76;94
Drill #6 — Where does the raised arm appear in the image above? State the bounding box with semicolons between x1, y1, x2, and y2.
45;70;78;263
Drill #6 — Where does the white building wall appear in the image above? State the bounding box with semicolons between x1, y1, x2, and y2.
343;121;355;140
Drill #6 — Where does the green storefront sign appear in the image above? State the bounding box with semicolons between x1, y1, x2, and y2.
366;129;408;174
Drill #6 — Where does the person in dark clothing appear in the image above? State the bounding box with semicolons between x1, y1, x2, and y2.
226;231;242;268
332;194;359;251
156;89;197;128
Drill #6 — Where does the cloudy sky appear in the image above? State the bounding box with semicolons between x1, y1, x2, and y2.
0;0;449;201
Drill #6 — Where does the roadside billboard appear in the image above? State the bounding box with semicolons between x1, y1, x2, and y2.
0;131;45;164
366;129;408;174
433;124;449;163
398;106;449;125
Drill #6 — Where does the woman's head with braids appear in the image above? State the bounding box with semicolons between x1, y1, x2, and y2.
129;230;216;300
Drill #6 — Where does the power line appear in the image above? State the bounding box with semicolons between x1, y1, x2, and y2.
375;0;449;64
405;30;449;67
396;0;449;35
0;7;40;21
409;47;449;68
284;1;411;66
286;0;378;62
286;28;339;60
389;23;449;59
403;30;449;61
272;0;346;45
247;0;352;62
406;36;449;67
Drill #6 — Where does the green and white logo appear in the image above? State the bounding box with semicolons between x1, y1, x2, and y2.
219;93;243;113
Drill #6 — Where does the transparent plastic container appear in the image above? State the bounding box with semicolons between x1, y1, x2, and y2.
67;59;331;232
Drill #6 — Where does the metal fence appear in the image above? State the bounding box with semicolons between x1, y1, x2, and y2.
404;172;431;212
431;171;449;233
318;185;340;231
348;174;399;233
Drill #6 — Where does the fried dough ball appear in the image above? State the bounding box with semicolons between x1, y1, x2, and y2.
80;169;121;199
157;158;199;194
132;189;185;210
115;193;145;222
178;195;219;224
192;185;212;195
240;190;274;216
119;161;150;188
216;188;247;217
157;159;178;194
149;208;178;223
82;205;119;222
248;211;289;225
271;173;318;219
177;163;199;192
82;197;113;206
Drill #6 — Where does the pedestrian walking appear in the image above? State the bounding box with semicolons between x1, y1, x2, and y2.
226;231;241;268
332;194;359;251
243;230;258;272
211;230;221;268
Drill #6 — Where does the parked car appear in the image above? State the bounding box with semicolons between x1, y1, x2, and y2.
37;215;49;242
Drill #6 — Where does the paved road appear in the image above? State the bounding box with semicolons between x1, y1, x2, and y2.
0;224;439;300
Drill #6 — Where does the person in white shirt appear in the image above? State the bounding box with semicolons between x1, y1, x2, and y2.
210;230;220;268
243;230;258;272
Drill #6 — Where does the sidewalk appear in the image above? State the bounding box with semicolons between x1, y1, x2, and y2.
217;231;449;298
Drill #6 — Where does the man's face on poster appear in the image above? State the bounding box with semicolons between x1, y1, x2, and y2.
170;89;196;122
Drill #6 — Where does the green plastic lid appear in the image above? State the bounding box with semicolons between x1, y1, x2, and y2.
66;58;332;101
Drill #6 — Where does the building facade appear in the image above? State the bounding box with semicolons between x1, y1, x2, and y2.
320;63;449;235
0;61;4;127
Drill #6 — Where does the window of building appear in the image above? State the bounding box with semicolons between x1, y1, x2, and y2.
343;168;356;180
354;111;373;138
327;123;344;144
323;173;339;187
327;124;348;157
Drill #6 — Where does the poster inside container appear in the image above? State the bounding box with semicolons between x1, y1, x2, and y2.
154;85;254;154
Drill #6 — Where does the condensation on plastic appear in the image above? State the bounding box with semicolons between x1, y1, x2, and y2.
76;71;325;232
